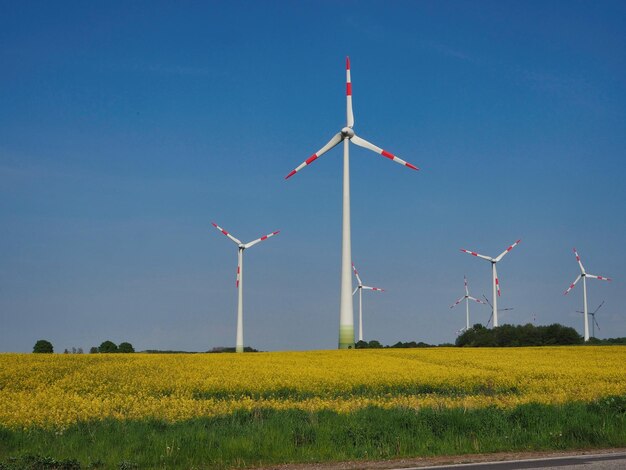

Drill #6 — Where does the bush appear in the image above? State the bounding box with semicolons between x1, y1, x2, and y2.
118;342;135;353
32;340;53;354
98;341;118;353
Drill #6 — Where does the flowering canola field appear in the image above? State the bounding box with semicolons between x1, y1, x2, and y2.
1;346;625;429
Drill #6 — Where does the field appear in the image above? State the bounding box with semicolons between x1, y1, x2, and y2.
1;347;626;468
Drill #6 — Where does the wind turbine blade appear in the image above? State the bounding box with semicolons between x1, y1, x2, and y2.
495;239;522;262
236;263;240;288
464;276;469;296
362;286;384;291
494;264;501;296
573;248;586;273
244;230;280;249
460;249;493;262
487;311;494;327
350;134;419;171
482;295;493;308
211;222;242;245
346;56;354;128
564;274;582;295
594;301;605;314
585;274;612;282
450;297;464;308
594;317;601;332
352;263;363;285
352;287;358;296
467;296;486;304
285;132;343;179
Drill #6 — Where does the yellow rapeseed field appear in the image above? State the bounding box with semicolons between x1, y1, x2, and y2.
1;347;625;429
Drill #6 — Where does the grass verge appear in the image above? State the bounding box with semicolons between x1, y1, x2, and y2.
1;396;625;469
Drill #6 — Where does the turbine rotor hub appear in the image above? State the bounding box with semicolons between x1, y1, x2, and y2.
341;127;354;138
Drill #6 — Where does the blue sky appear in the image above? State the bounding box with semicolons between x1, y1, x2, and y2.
1;1;625;352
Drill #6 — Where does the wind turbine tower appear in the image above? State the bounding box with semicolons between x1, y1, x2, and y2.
352;263;384;342
460;240;521;328
450;276;486;331
285;57;419;349
211;222;280;352
564;248;611;342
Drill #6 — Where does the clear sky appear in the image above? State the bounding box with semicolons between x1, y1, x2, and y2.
1;1;625;352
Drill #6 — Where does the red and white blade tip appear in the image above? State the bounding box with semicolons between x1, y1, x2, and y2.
285;154;316;179
212;222;227;235
381;150;419;170
346;56;350;69
508;240;522;250
261;231;280;240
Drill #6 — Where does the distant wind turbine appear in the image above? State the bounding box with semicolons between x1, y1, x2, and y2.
577;300;604;339
285;57;419;349
482;295;514;327
211;222;280;353
460;240;521;327
352;263;384;342
565;248;611;342
450;276;486;332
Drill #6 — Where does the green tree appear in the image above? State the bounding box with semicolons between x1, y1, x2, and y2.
118;342;135;353
33;339;53;353
99;340;118;353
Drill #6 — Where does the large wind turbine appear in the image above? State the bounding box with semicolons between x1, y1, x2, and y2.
211;222;280;352
352;263;384;342
449;276;486;332
564;248;611;342
285;57;418;349
460;240;521;328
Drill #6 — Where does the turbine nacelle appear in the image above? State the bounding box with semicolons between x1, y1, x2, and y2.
341;127;355;138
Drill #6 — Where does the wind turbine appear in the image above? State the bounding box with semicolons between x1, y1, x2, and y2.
577;300;604;339
211;222;280;353
460;240;521;328
285;57;419;349
352;263;384;342
564;248;611;342
450;276;486;332
482;295;514;327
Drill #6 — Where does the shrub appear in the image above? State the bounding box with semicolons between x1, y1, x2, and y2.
98;341;118;353
32;340;53;354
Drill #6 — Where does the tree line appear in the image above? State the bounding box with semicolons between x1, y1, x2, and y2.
33;340;135;354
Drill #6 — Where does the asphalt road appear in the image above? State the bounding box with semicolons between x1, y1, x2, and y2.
396;451;626;470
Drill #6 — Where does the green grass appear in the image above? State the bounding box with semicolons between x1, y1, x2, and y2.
1;396;625;469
